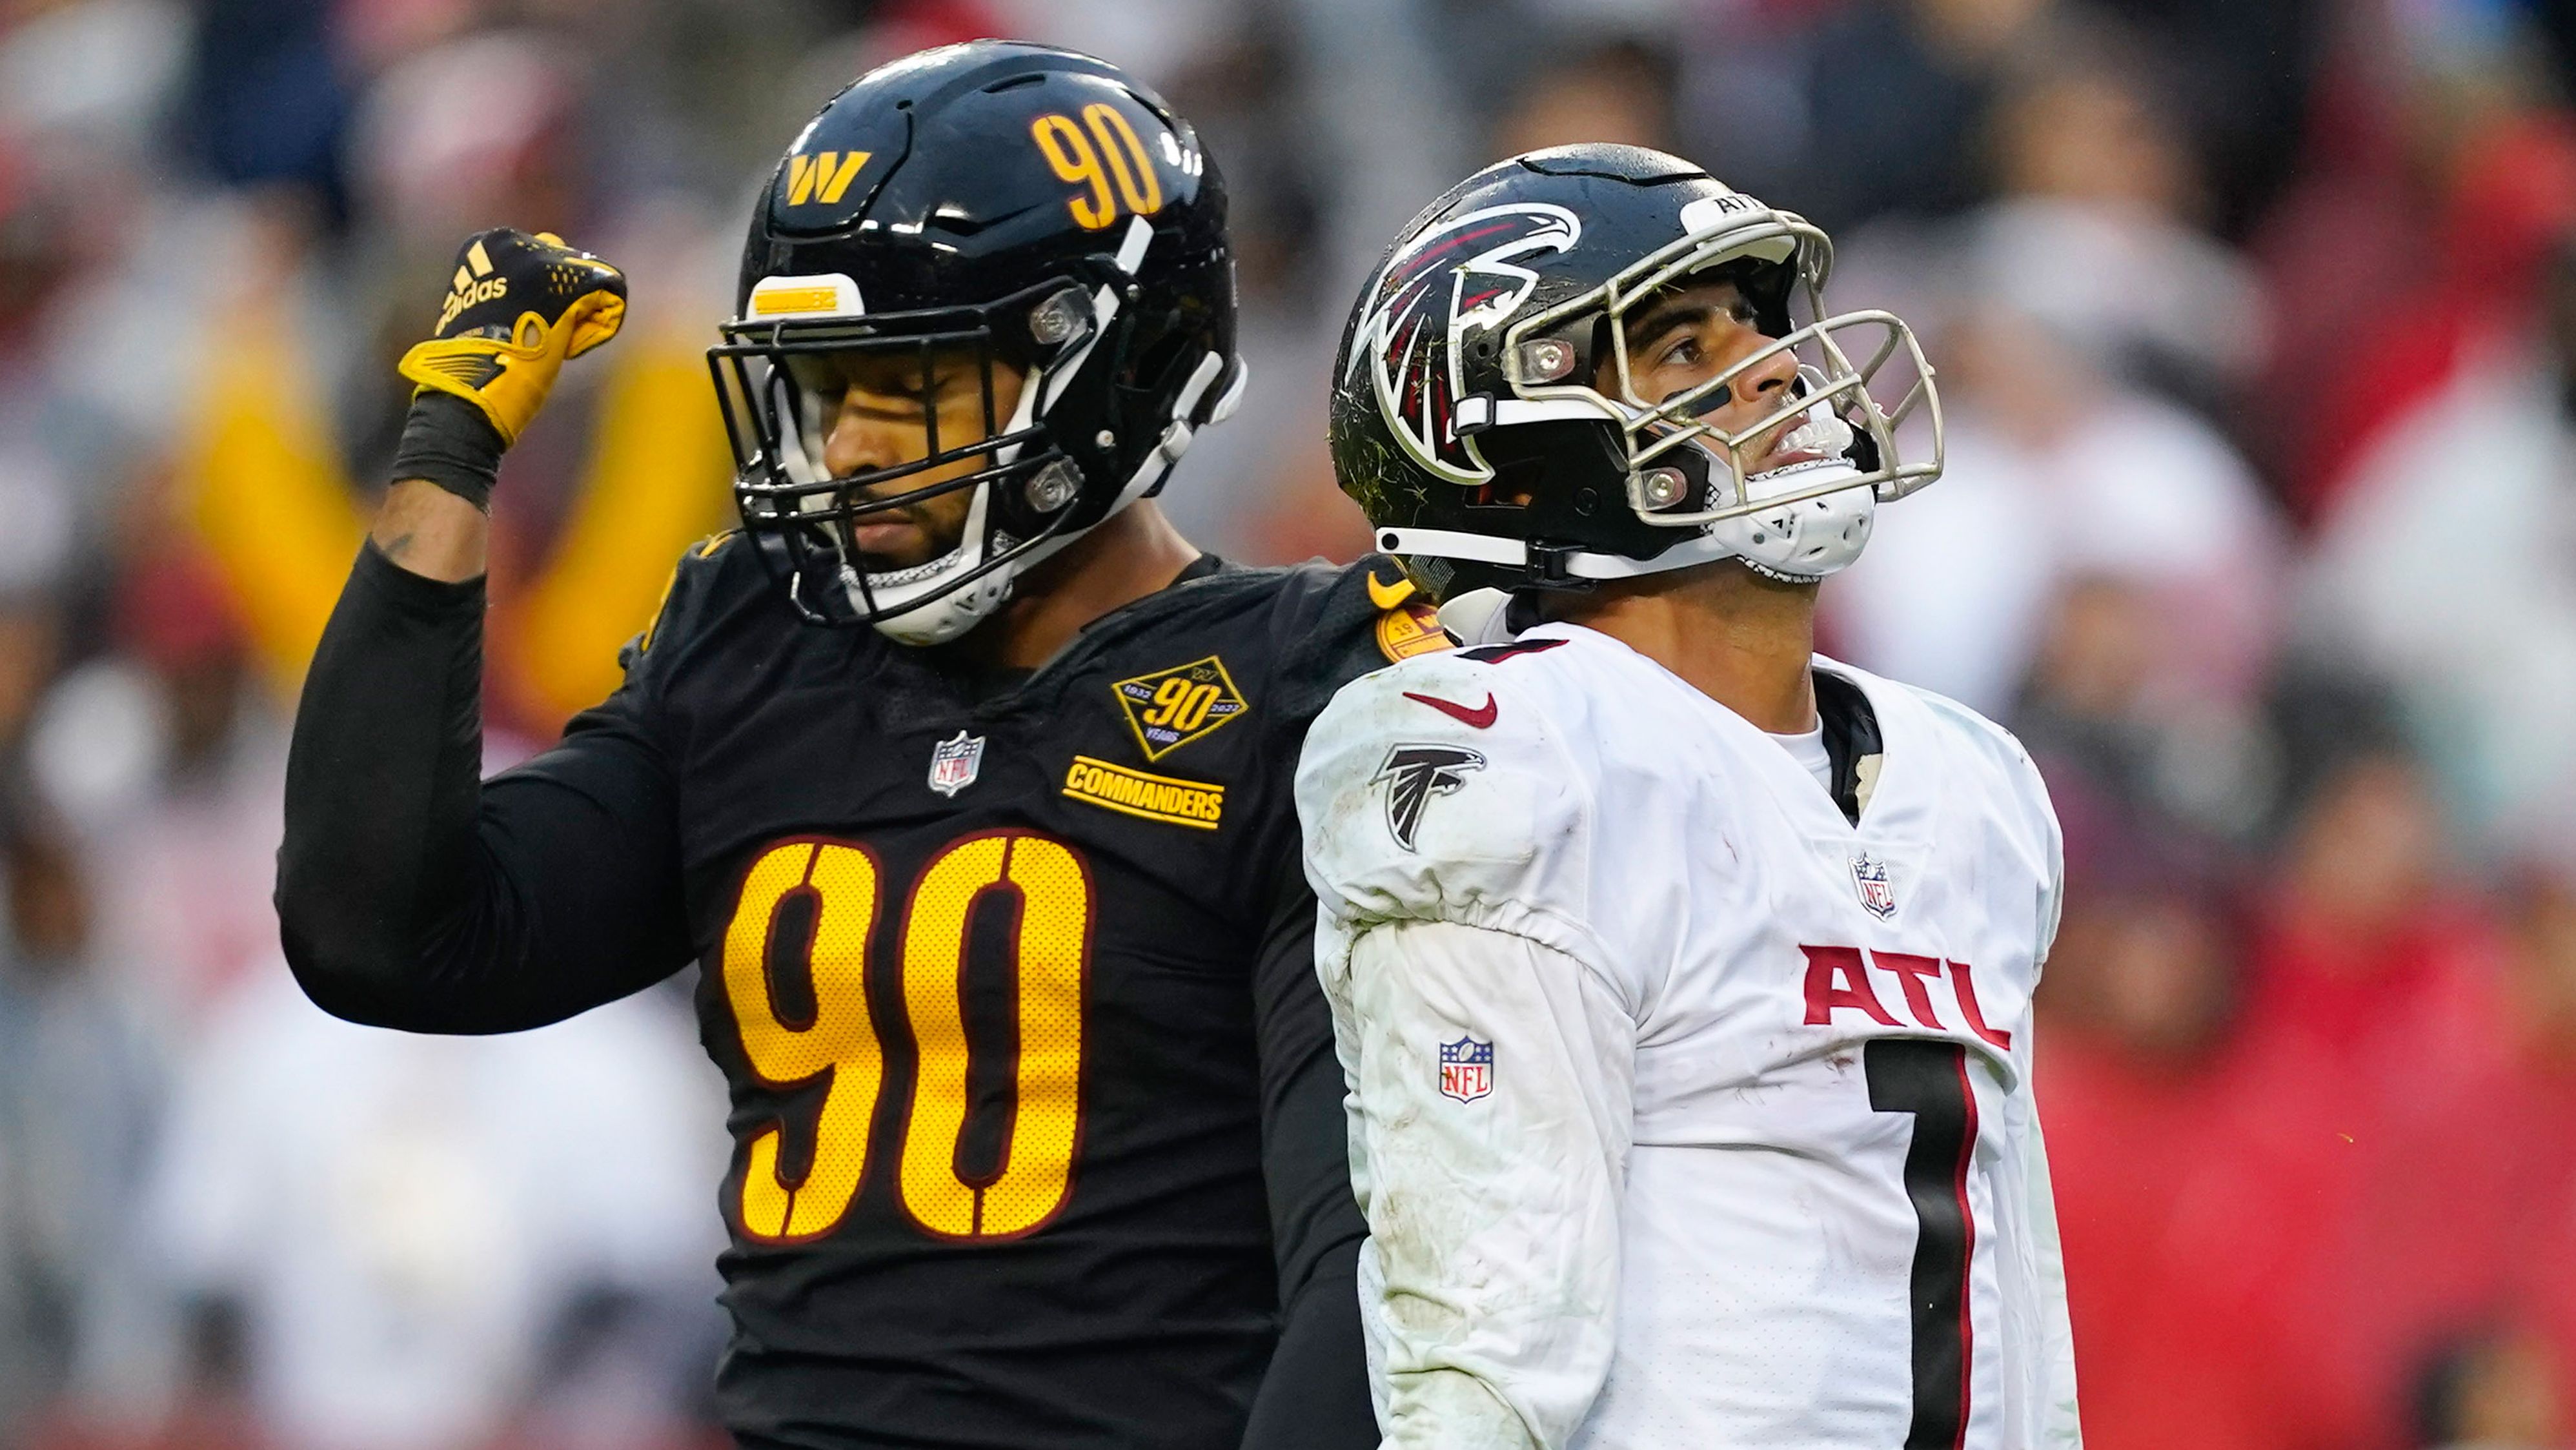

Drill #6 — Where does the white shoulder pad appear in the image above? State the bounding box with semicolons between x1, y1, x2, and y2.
1906;684;2059;839
1295;651;1605;967
1885;673;2066;957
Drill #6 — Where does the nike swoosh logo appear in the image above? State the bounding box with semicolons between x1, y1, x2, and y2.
1403;691;1497;729
1366;569;1415;611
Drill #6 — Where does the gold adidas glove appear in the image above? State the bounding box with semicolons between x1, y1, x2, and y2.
398;229;627;446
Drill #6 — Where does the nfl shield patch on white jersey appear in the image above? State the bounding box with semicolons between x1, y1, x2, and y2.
1851;851;1898;919
1438;1036;1492;1101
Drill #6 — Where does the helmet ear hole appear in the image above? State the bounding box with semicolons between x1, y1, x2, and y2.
1129;329;1199;400
1479;454;1546;511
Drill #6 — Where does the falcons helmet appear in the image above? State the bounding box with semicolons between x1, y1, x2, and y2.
1329;144;1942;601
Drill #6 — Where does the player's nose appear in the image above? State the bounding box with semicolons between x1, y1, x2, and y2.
1727;344;1799;416
820;396;918;480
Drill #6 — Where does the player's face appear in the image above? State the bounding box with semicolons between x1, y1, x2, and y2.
806;347;1031;569
1608;278;1816;476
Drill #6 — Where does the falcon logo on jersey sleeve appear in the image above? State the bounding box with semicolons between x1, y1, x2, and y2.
1438;1036;1493;1102
1373;744;1486;851
1348;203;1579;485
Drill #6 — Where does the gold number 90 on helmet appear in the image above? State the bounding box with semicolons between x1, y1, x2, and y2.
708;40;1243;644
1329;143;1943;601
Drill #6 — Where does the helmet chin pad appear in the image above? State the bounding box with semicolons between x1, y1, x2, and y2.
1645;398;1872;580
862;563;1015;644
1704;458;1877;580
835;481;1020;645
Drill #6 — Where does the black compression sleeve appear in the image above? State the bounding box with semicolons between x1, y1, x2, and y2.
390;393;506;511
1240;1055;1374;1450
277;542;691;1033
1240;873;1375;1450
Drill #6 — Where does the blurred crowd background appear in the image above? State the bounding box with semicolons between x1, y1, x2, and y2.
0;0;2568;1445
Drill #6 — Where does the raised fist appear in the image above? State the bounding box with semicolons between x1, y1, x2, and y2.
398;229;627;446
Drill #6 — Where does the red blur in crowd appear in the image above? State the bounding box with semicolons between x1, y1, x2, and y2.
2041;750;2576;1449
2261;50;2576;526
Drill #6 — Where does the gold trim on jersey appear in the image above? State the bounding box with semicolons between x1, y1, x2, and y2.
1365;567;1415;611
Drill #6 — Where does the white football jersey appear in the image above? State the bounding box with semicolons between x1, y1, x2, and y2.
1295;621;2080;1450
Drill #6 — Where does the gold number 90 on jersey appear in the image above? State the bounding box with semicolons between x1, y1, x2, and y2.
724;832;1093;1244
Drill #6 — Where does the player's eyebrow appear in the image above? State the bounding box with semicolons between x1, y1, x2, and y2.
1623;283;1757;363
1624;301;1719;360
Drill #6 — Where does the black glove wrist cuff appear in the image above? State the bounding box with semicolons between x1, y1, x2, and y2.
390;393;507;511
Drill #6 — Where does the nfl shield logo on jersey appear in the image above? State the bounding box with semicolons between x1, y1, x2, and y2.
1851;852;1898;920
927;731;986;797
1438;1036;1493;1102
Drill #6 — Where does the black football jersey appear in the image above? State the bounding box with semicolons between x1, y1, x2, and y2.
593;537;1447;1447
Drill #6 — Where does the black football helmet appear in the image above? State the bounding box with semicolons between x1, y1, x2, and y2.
1328;144;1942;602
709;41;1241;643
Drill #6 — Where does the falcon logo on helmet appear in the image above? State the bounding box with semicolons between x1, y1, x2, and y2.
1329;144;1945;601
1349;203;1579;486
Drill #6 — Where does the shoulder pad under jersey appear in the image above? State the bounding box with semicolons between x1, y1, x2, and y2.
1841;661;2065;961
1293;646;1604;968
617;530;762;682
1255;554;1457;729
